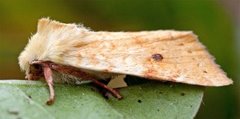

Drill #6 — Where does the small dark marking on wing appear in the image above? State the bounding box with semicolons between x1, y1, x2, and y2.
152;53;163;61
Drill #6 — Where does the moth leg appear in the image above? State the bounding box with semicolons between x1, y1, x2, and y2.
42;63;55;105
91;79;122;99
49;63;123;99
32;61;55;105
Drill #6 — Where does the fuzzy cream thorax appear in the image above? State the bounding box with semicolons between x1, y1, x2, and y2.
18;18;90;74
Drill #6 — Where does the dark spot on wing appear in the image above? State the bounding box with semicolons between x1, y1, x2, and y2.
152;53;163;61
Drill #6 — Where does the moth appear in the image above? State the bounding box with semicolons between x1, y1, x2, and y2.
18;18;232;105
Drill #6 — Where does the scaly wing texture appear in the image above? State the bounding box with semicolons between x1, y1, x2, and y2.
61;31;232;86
38;19;232;86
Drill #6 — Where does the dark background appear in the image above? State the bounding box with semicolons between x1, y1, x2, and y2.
0;0;239;118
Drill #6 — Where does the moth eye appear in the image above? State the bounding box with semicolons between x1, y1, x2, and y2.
33;64;41;70
152;53;163;61
30;64;43;73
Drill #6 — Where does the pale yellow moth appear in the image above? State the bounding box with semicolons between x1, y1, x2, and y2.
18;18;233;105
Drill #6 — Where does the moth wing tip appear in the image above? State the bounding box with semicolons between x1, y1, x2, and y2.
217;78;234;86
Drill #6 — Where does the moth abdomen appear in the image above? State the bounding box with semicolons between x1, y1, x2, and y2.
52;71;92;85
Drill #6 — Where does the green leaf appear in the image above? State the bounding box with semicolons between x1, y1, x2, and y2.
0;80;203;119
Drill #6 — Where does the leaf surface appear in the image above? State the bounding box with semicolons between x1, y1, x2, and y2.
0;80;203;119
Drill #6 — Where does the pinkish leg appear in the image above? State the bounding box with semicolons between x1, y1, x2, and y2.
31;60;122;104
49;63;123;99
30;61;55;105
42;64;55;105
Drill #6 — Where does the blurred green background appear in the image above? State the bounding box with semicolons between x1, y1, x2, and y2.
0;0;239;118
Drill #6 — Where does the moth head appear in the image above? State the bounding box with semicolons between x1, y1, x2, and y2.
18;33;44;79
18;18;53;78
19;18;89;79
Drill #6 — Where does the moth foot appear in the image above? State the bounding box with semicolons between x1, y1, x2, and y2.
113;88;123;99
46;97;55;105
96;86;123;99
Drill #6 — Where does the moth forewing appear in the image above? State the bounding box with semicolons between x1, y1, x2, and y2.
18;18;233;105
61;30;232;86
